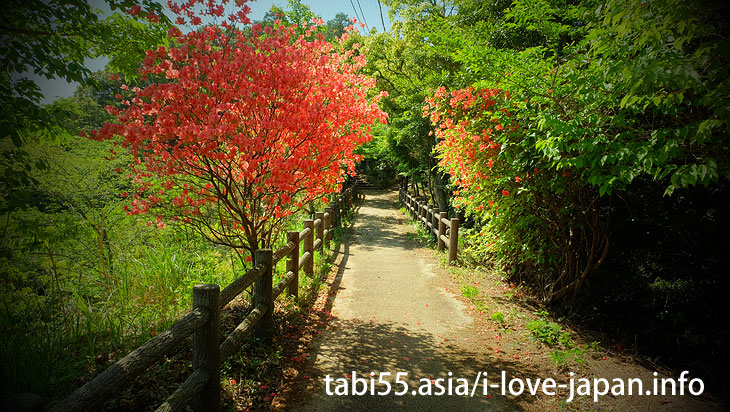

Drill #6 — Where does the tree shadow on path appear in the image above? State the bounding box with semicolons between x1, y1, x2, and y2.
300;316;542;411
290;190;548;411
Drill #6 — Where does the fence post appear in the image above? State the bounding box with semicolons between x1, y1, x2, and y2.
304;219;314;277
332;196;340;228
324;206;333;248
449;218;459;264
315;211;324;253
424;205;433;235
254;249;273;342
192;284;220;412
287;232;299;300
432;207;439;240
438;212;447;251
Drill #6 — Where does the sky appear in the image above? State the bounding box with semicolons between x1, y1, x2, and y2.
33;0;393;104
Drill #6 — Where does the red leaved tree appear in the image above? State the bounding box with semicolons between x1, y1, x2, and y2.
90;0;387;261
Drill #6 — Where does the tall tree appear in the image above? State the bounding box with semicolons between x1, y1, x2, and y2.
361;1;454;209
93;0;387;262
325;12;351;41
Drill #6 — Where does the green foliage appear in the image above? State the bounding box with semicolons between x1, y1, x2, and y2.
550;341;600;370
524;310;599;369
460;285;478;300
262;2;351;42
362;5;464;208
412;0;730;304
582;0;730;195
491;311;505;324
0;73;277;401
325;13;351;41
549;347;586;370
381;0;729;383
0;119;243;399
355;123;398;188
1;0;169;216
282;0;319;26
525;310;572;347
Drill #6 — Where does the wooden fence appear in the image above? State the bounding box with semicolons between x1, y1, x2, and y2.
399;187;459;264
49;185;361;412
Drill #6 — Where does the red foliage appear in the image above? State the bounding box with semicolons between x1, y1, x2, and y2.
92;0;386;253
424;86;513;209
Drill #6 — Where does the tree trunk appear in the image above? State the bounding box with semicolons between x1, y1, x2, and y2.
431;170;449;212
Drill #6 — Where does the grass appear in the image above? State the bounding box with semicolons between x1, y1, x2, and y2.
524;309;600;370
1;200;351;408
491;311;505;324
1;230;241;402
458;284;490;312
525;310;573;347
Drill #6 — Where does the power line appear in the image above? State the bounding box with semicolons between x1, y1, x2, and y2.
376;0;386;32
356;0;369;29
348;0;363;33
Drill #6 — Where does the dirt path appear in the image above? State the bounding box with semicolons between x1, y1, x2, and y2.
284;189;723;412
292;190;519;411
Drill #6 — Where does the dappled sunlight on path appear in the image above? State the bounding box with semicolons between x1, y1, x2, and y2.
294;190;523;411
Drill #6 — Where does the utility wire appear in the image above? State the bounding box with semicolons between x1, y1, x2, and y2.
376;0;386;32
348;0;364;33
356;0;369;29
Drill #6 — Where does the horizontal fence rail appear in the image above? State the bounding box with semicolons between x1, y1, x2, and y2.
50;184;363;412
399;187;459;264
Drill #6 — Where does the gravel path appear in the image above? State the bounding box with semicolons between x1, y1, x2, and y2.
296;190;520;411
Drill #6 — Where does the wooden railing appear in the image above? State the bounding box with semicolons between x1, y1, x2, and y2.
399;187;459;264
49;185;360;412
331;182;362;227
